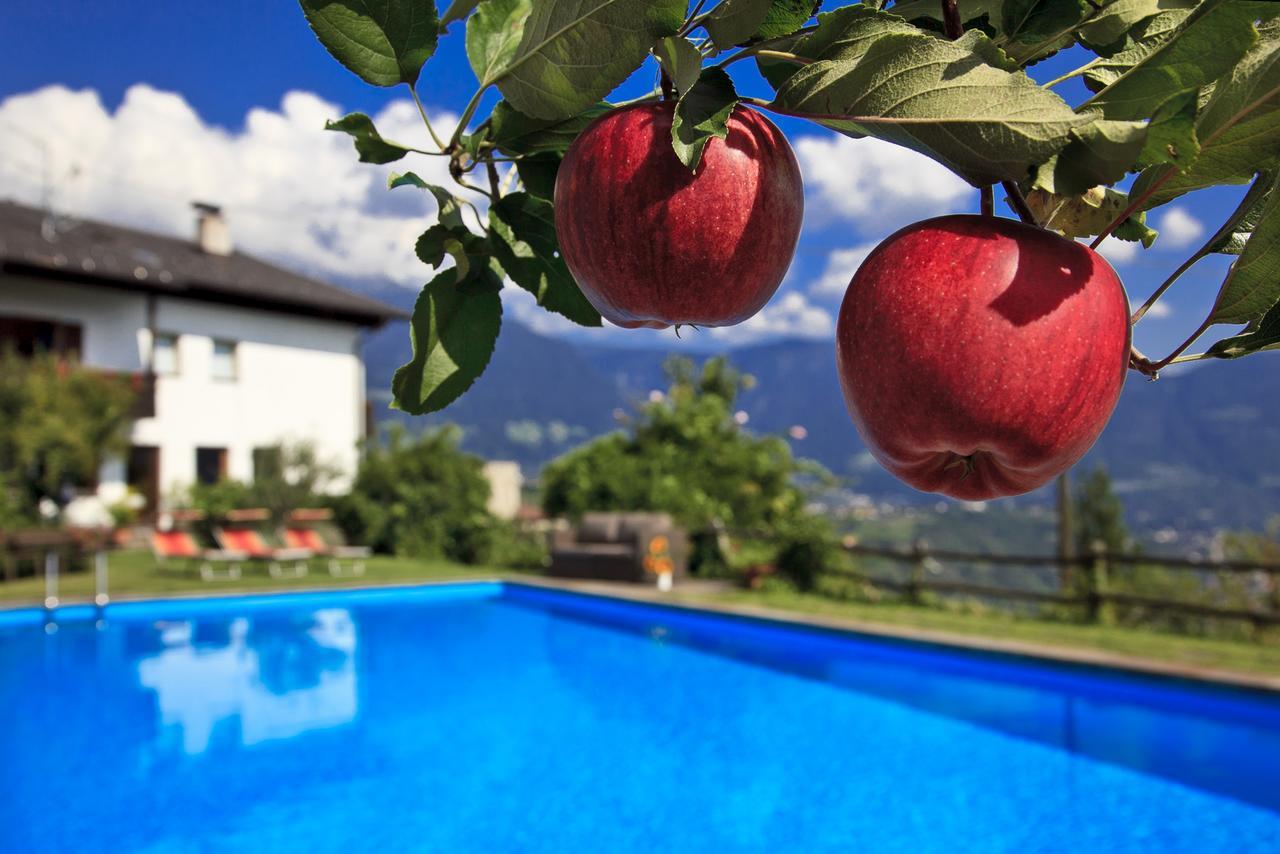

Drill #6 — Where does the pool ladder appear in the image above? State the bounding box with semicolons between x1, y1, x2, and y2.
42;550;110;628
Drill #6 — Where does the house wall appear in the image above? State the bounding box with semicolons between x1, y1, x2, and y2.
0;275;367;506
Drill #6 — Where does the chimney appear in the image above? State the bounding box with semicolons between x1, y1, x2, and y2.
193;202;232;256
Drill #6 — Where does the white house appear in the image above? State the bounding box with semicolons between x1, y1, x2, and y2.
0;200;404;513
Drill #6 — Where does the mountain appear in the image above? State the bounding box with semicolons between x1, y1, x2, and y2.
358;292;1280;533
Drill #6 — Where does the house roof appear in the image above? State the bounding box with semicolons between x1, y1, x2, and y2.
0;201;408;327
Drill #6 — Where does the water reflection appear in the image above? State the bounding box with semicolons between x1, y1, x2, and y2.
137;609;357;755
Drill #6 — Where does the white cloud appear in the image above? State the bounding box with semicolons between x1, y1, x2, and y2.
809;243;879;297
1091;235;1140;265
794;133;971;230
1145;301;1173;319
708;291;834;344
1158;206;1204;249
0;84;458;288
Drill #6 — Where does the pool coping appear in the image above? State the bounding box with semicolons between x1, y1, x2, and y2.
4;574;1278;694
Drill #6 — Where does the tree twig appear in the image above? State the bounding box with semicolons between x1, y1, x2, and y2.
941;0;963;40
980;185;994;216
1001;180;1039;226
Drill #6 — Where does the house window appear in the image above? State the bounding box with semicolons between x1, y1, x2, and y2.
0;314;82;358
195;447;228;485
211;339;237;381
152;333;179;375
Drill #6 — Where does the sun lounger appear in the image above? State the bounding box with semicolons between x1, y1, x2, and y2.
284;509;369;577
215;510;311;578
152;529;247;582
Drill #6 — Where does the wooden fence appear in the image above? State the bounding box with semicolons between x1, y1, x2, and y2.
827;540;1280;630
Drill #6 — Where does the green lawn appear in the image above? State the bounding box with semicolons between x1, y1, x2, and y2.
0;549;496;606
673;586;1280;677
2;550;1277;679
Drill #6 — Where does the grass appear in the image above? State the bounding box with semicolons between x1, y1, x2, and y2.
0;549;498;606
2;551;1276;679
672;585;1280;678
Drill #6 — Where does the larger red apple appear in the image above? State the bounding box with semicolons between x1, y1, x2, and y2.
554;102;803;329
836;215;1130;500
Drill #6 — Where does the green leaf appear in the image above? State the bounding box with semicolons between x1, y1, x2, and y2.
1075;0;1184;54
705;0;820;49
1026;185;1157;245
1206;298;1280;359
1081;1;1197;89
1033;118;1147;195
1000;0;1089;64
755;32;807;89
390;176;484;271
489;100;611;155
653;36;704;96
441;0;483;30
466;0;533;84
515;153;563;198
1079;0;1263;122
495;0;686;120
672;68;740;170
391;267;503;415
772;7;1085;185
1210;174;1273;255
325;113;416;163
299;0;439;87
1209;171;1280;325
489;192;602;326
1129;19;1280;209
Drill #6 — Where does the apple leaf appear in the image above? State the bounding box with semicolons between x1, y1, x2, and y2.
466;0;533;85
1209;173;1273;256
1130;20;1280;209
299;0;439;87
672;68;740;171
440;0;483;31
1081;3;1198;91
1205;298;1280;359
772;7;1085;185
999;0;1089;66
495;0;686;120
1033;118;1147;196
489;100;611;155
1026;185;1157;245
489;193;602;326
1074;0;1182;55
391;266;503;415
325;113;418;163
1208;171;1280;325
653;36;704;97
390;175;485;273
1078;0;1264;123
704;0;821;50
516;153;562;199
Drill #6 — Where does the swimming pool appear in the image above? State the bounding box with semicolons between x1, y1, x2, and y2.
2;581;1277;852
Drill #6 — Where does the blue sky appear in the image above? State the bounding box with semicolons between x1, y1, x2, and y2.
0;1;1247;357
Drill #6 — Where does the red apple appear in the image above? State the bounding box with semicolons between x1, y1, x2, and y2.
836;215;1130;500
554;102;803;329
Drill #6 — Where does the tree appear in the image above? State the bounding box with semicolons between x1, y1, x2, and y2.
300;0;1280;423
541;356;831;575
1073;466;1130;555
0;351;136;520
335;425;496;563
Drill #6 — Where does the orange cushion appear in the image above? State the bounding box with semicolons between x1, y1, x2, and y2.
285;528;327;553
154;531;199;558
220;528;270;558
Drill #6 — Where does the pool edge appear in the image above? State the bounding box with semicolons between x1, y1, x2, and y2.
503;577;1280;697
4;574;1277;695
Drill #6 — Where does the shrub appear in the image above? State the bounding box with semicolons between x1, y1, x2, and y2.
336;426;495;564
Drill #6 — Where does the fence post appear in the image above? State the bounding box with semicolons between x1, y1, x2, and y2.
1086;540;1113;625
908;538;928;606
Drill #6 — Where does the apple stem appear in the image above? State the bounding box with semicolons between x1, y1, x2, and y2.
980;186;994;217
1001;181;1040;227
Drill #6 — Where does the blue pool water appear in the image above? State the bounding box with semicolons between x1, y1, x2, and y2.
1;583;1278;852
